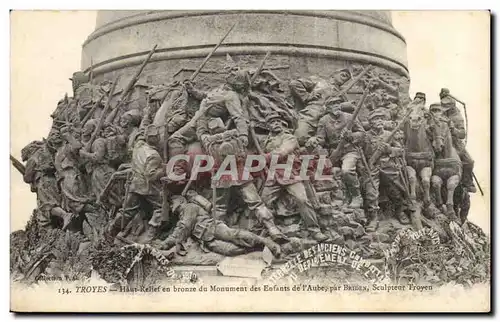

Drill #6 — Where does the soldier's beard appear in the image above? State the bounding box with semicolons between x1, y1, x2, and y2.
82;133;91;142
271;126;283;134
147;137;160;149
371;122;384;132
331;111;341;118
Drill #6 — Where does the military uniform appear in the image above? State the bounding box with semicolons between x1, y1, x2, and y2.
190;70;286;242
165;82;205;164
360;109;410;231
22;141;71;228
261;113;328;242
159;195;280;257
108;108;166;242
54;128;92;216
196;87;250;143
74;83;103;120
122;131;164;222
69;71;95;122
440;91;475;193
102;125;129;168
314;99;365;208
385;130;417;224
79;121;115;202
118;109;142;152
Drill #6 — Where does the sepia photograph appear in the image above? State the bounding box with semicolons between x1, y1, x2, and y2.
9;8;491;312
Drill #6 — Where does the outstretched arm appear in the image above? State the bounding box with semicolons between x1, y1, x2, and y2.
224;92;249;141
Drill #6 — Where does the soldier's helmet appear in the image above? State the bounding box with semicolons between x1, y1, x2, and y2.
439;88;451;100
225;69;251;89
265;112;288;127
414;92;426;102
368;108;390;121
325;96;343;112
265;112;281;123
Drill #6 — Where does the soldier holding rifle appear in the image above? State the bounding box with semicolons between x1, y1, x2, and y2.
108;105;166;244
439;88;476;193
306;95;367;210
260;112;330;242
360;109;404;232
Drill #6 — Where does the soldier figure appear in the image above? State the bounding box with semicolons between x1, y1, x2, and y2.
261;113;329;242
360;109;408;232
384;129;417;224
114;109;143;158
195;68;287;242
70;71;90;98
307;97;365;209
158;194;281;257
21;140;73;229
69;71;98;122
109;107;165;243
290;69;352;145
439;88;476;193
79;119;115;203
54;125;95;221
196;69;251;149
102;124;128;169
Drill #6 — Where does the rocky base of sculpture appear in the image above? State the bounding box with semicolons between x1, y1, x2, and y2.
10;204;490;289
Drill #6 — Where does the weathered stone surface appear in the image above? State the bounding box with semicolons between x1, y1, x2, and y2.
82;11;409;87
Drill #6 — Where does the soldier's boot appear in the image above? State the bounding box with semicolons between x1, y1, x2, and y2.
108;212;132;238
137;224;161;244
157;237;176;250
310;229;329;242
462;164;477;193
50;207;75;230
328;230;344;244
345;173;363;209
395;205;410;225
264;220;289;243
115;214;138;241
137;210;163;244
365;210;380;233
256;205;288;243
255;236;281;258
